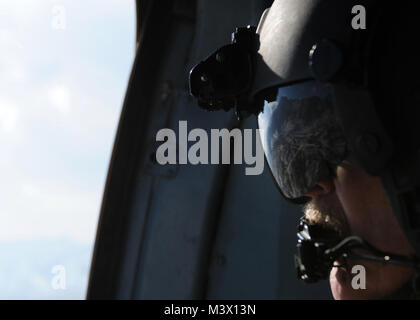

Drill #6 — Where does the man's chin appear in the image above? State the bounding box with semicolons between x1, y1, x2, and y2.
329;266;373;300
329;262;416;299
329;266;354;299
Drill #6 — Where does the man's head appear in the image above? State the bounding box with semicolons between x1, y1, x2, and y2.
189;0;420;299
251;0;420;299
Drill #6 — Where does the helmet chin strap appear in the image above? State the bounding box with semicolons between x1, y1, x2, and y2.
295;218;420;285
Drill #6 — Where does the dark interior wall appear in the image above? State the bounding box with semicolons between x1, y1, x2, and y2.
87;0;331;299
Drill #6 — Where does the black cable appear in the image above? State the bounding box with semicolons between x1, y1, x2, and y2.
326;235;420;270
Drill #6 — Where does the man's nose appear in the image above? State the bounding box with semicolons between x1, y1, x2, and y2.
304;180;335;199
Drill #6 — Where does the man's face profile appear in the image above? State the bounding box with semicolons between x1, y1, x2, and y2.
303;157;416;299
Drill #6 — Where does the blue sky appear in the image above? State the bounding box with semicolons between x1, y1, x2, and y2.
0;1;135;299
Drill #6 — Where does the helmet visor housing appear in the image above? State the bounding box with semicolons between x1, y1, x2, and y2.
258;81;348;200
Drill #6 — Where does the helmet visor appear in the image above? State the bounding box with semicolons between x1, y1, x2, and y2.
257;81;348;200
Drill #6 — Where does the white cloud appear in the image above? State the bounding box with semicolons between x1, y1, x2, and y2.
0;29;24;49
0;0;135;298
0;177;101;244
0;100;19;133
47;85;71;114
0;239;92;299
0;29;26;83
21;183;42;198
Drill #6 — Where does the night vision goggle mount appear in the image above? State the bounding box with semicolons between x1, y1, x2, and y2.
296;218;420;283
189;25;260;117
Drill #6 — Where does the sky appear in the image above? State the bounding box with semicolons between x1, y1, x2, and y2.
0;0;135;299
